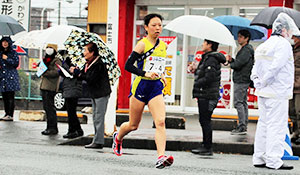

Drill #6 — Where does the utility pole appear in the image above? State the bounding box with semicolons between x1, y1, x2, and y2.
58;1;61;25
79;2;81;17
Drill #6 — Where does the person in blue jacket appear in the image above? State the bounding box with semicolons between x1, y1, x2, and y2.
0;36;20;121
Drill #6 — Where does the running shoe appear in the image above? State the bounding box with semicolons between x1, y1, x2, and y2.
112;132;123;156
155;155;174;169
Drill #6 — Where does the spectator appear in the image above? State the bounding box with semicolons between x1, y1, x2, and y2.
251;13;300;170
58;51;84;139
0;36;20;121
72;42;111;149
290;35;300;145
40;44;62;135
226;29;254;135
191;39;226;156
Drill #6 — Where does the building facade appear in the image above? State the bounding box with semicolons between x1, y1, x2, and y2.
88;0;299;115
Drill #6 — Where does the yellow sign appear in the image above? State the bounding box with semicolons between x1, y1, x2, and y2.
29;58;39;71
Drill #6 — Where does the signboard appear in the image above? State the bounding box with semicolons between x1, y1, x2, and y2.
13;45;27;55
217;82;258;109
160;36;177;103
0;0;30;31
29;57;39;70
221;68;230;81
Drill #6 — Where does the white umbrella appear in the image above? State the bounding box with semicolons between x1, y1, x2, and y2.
12;30;43;49
14;25;85;50
164;15;236;48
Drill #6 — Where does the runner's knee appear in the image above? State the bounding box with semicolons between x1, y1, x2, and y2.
155;119;165;128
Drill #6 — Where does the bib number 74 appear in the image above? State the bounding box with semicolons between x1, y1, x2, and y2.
144;56;166;74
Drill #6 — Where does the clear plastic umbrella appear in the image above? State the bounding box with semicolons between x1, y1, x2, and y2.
14;25;85;50
164;15;236;49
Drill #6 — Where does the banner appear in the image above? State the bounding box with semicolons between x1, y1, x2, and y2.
0;0;30;31
159;36;177;103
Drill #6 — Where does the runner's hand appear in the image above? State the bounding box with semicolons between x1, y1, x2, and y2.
145;72;159;79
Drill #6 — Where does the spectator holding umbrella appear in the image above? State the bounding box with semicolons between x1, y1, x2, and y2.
191;39;226;156
251;13;300;170
71;42;111;149
0;36;20;121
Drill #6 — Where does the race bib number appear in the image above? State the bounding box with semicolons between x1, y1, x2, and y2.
144;56;166;74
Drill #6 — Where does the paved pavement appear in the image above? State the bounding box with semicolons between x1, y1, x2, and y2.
0;110;299;157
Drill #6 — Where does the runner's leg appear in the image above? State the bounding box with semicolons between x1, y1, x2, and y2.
117;96;145;140
148;94;166;157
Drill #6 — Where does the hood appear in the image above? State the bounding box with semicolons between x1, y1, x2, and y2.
206;51;226;64
0;36;14;47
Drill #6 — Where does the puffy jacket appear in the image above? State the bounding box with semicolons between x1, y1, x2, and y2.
0;49;20;92
230;44;254;84
193;51;226;100
79;56;111;98
251;35;294;99
40;56;62;92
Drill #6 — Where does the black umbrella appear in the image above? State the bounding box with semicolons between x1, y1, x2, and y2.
250;7;300;29
0;15;25;35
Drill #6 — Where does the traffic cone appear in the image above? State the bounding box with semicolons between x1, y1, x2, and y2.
281;124;299;160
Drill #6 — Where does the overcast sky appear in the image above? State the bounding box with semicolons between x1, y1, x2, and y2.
31;0;88;25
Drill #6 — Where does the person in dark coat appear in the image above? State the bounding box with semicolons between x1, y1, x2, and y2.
71;42;111;149
290;35;300;145
40;44;62;135
226;29;254;135
0;36;20;121
58;51;84;139
191;39;226;156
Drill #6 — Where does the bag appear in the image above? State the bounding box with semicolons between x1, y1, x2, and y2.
136;38;160;62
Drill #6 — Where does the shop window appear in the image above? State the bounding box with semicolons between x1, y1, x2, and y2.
190;7;232;18
136;5;184;20
239;7;265;20
89;23;106;35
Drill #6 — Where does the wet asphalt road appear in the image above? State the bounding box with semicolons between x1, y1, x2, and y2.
0;141;299;175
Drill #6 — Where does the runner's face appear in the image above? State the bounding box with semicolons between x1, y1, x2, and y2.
83;46;94;60
145;17;162;37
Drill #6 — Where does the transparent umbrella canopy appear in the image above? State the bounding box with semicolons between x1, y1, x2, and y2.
164;15;236;49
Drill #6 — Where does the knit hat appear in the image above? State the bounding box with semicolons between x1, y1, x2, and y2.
46;43;58;52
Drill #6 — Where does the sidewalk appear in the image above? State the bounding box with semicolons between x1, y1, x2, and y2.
0;110;299;156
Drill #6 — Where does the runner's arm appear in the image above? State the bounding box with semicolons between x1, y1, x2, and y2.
125;41;146;76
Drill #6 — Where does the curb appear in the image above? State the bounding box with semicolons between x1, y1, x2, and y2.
18;110;87;124
59;136;300;156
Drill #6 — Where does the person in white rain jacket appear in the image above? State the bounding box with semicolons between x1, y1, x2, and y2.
251;13;300;170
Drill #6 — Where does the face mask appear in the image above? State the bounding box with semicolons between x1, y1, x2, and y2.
45;48;54;55
287;37;295;45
